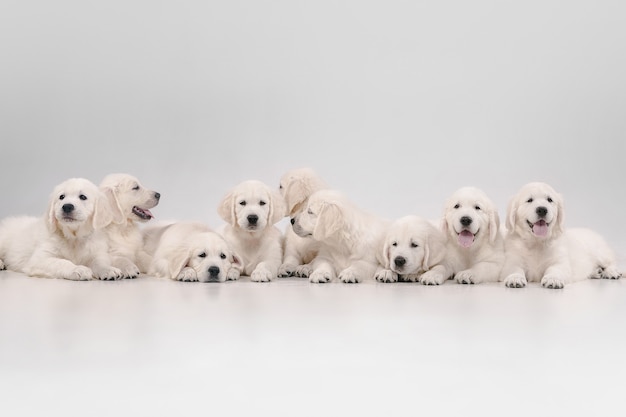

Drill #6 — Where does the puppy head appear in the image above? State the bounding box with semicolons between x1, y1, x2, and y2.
46;178;114;235
279;168;327;217
218;180;286;232
292;190;347;241
382;216;446;275
506;182;564;240
169;232;243;282
441;187;500;248
100;173;160;224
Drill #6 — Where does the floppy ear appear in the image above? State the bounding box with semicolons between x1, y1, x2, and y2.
217;191;236;226
46;195;59;234
552;192;565;237
268;191;287;225
284;180;310;216
506;197;518;233
489;210;501;243
92;191;115;230
168;246;191;279
422;228;446;271
100;186;125;225
376;237;391;269
312;202;344;241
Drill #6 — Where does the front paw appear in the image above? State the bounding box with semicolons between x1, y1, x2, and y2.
456;270;475;285
94;266;123;281
251;267;273;282
121;264;140;279
226;268;240;281
420;270;445;286
176;267;198;282
67;266;93;281
309;270;332;283
541;275;565;289
339;268;360;283
0;259;5;271
504;273;527;288
599;266;622;280
295;264;314;278
375;269;398;283
399;273;420;282
278;263;295;277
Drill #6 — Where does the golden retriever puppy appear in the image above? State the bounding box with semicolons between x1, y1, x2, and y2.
374;215;447;283
278;168;327;277
436;187;504;285
0;178;121;280
501;182;622;289
143;222;242;282
100;173;160;278
292;189;388;283
217;180;285;282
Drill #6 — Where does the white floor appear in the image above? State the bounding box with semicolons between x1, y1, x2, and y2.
1;271;625;417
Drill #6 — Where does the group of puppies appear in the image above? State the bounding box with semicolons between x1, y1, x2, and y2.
0;169;622;289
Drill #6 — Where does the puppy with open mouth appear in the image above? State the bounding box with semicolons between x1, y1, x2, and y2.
501;182;622;289
424;186;505;285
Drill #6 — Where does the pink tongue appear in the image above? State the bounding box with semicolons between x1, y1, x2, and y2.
144;209;153;218
458;230;475;248
533;220;548;237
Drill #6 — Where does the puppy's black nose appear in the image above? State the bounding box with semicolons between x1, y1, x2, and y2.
290;218;295;225
154;192;161;200
394;256;406;267
208;266;220;277
62;204;75;214
247;214;258;225
460;216;473;227
536;206;548;217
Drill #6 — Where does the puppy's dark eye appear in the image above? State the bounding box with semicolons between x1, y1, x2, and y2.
259;201;266;206
79;195;87;201
527;198;533;203
239;201;246;206
307;209;314;215
454;204;460;209
198;252;206;258
132;185;140;191
392;242;398;247
547;197;553;203
411;242;419;248
279;185;283;190
474;205;481;211
220;253;226;259
59;194;65;200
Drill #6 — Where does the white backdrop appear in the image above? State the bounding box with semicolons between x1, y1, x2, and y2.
1;0;624;262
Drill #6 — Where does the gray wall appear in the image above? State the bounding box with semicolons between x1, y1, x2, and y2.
1;1;624;263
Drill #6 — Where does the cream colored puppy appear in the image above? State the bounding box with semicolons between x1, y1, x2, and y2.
100;173;160;278
436;187;504;285
501;182;621;289
292;189;387;283
374;215;447;283
217;180;285;282
278;168;327;277
0;178;121;280
144;222;242;282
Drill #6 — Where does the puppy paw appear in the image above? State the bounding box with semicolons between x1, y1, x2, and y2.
541;275;565;289
94;267;123;281
309;270;332;284
278;263;295;277
295;264;314;278
251;268;273;282
456;270;475;285
226;268;240;281
375;269;398;283
339;269;360;284
176;267;198;282
504;273;527;288
400;273;420;282
420;271;445;286
0;259;5;271
600;266;622;280
67;266;94;281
